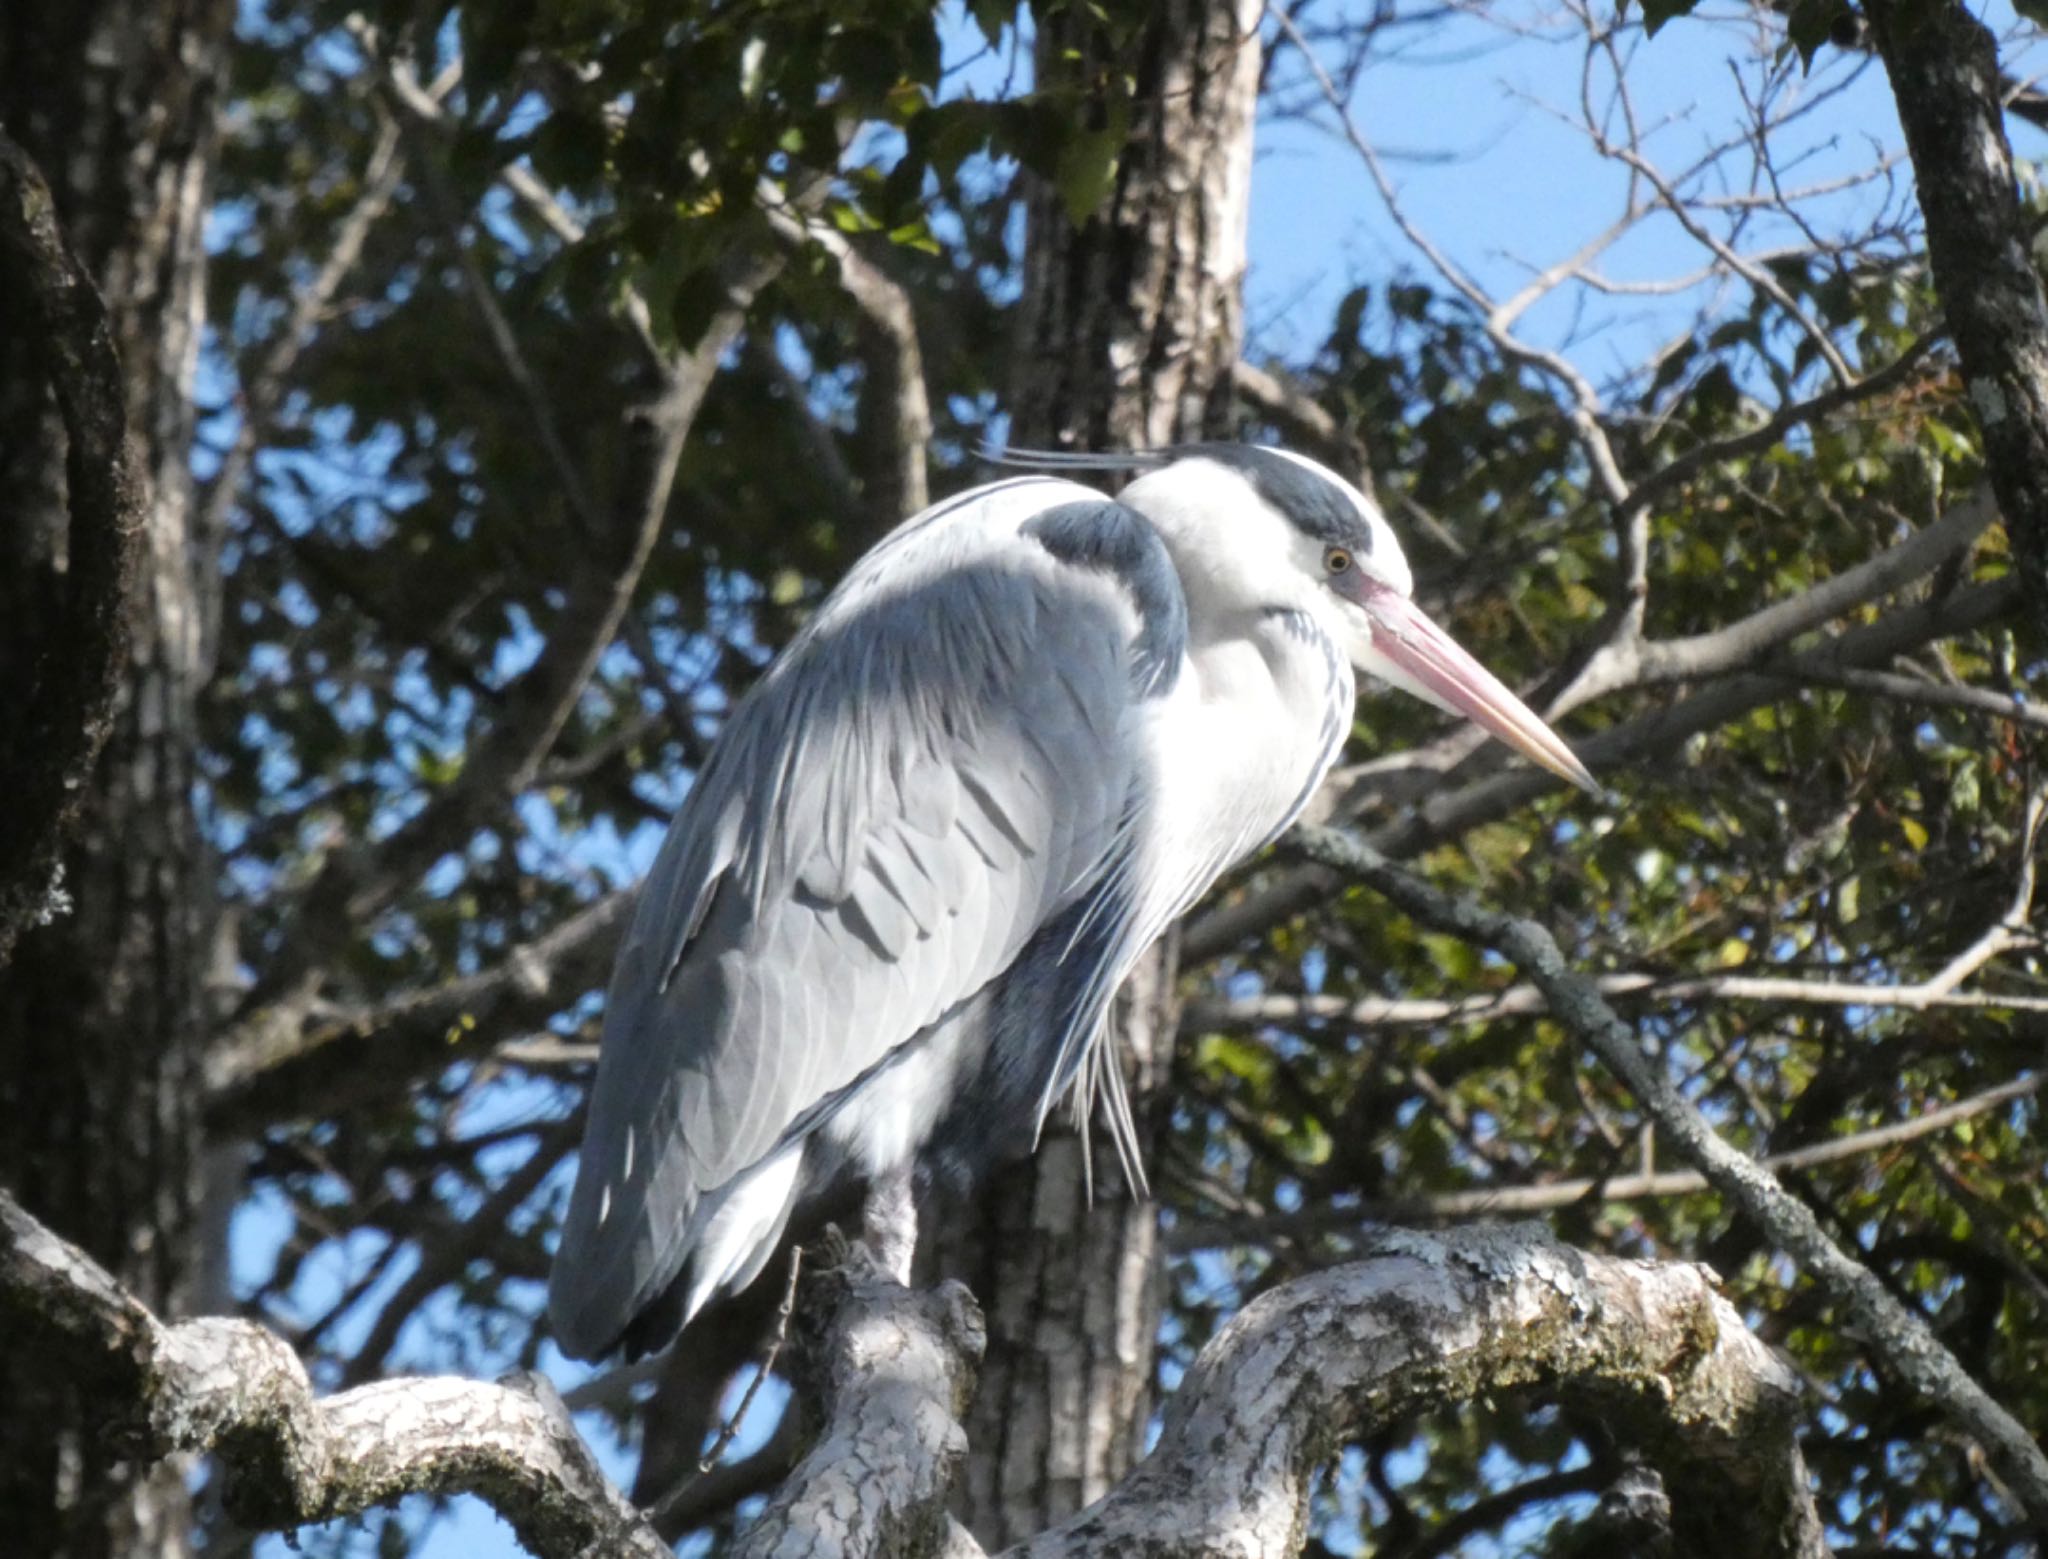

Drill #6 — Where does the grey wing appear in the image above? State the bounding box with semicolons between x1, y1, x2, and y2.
548;488;1176;1359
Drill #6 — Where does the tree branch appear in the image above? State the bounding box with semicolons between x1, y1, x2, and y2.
728;1252;988;1559
762;201;932;524
1230;358;1372;487
1167;1073;2042;1245
214;237;781;1070
207;23;818;1083
0;1190;668;1558
194;96;414;556
1625;329;1944;518
337;1130;575;1387
1781;662;2048;734
1287;824;2048;1529
1186;573;2019;963
204;888;631;1134
347;20;663;366
1191;976;2048;1032
1556;485;1997;712
0;128;148;966
1269;5;1633;510
1348;482;1994;819
1606;138;1853;389
6;1187;1833;1556
1010;1223;1823;1559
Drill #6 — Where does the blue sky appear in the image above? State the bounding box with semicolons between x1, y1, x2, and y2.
1250;7;1910;364
235;3;2046;1555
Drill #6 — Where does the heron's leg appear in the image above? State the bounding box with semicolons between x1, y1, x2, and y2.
861;1164;918;1285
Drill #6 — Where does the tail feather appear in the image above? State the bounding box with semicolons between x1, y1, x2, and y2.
551;1143;807;1361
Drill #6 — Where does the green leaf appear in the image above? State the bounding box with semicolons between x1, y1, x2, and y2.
1196;1032;1274;1088
1055;115;1126;225
1420;931;1481;983
1785;0;1857;68
887;218;942;256
969;0;1012;50
1636;0;1702;37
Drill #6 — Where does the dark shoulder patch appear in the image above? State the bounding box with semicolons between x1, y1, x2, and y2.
1179;442;1373;554
1023;500;1188;697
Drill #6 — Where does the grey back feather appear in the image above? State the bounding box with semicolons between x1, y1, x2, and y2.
549;479;1180;1359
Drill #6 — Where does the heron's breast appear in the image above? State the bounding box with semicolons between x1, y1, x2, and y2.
1152;611;1351;863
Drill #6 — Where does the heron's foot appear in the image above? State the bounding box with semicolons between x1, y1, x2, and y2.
812;1222;855;1272
860;1166;919;1286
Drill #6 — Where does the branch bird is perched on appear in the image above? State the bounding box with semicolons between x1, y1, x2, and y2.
549;444;1596;1360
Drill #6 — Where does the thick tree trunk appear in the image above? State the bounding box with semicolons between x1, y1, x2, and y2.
919;1;1261;1545
0;2;230;1555
1862;0;2048;620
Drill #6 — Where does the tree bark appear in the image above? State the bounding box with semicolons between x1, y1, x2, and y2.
0;1191;674;1559
8;1187;1826;1559
919;1;1262;1545
1862;0;2048;619
0;129;148;964
1011;1224;1824;1559
0;2;232;1554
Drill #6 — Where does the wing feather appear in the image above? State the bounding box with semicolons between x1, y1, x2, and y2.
549;479;1184;1359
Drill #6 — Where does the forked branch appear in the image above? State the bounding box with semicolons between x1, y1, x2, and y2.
1011;1224;1823;1559
4;1187;1825;1557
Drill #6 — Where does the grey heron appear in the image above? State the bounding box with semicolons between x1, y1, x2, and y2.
549;443;1594;1361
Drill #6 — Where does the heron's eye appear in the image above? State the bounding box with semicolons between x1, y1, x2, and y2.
1323;547;1353;576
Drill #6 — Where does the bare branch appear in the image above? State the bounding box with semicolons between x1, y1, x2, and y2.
1010;1224;1824;1559
0;129;147;965
1230;358;1371;486
204;889;630;1133
1605;138;1854;389
4;1129;1839;1559
1168;1073;2043;1242
194;100;412;552
1269;5;1632;510
650;1411;803;1539
1192;974;2048;1032
1287;825;2048;1528
0;1190;668;1558
1547;485;1995;728
762;201;932;522
1188;573;2019;962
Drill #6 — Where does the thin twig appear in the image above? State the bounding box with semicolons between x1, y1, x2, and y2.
1169;1072;2042;1246
706;1250;802;1475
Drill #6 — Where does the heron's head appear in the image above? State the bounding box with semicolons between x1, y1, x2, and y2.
1117;443;1598;794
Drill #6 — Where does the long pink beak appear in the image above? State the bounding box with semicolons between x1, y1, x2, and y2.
1360;583;1599;795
